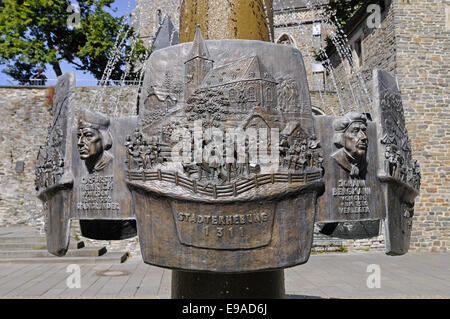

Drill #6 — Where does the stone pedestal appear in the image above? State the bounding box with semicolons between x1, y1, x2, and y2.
172;270;285;299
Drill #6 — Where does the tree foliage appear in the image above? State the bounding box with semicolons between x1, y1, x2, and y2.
326;0;365;27
0;0;150;84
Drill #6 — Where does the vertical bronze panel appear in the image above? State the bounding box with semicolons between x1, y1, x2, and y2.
179;0;273;42
44;189;71;256
372;69;420;255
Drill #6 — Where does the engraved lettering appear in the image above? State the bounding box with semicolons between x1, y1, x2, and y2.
76;174;119;212
332;179;371;214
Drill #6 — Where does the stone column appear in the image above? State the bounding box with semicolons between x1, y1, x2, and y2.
179;0;274;42
174;0;284;299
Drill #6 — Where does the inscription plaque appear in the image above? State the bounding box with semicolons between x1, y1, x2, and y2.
171;201;275;249
332;179;371;214
36;75;139;250
314;113;383;239
76;175;120;211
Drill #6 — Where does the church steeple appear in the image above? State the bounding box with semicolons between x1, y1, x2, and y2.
186;25;211;62
184;25;213;100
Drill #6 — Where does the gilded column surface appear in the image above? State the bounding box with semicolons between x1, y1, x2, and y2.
179;0;274;42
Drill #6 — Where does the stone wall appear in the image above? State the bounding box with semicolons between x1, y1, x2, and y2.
72;86;139;117
310;90;340;115
394;0;449;252
274;5;334;96
0;87;50;228
326;0;396;112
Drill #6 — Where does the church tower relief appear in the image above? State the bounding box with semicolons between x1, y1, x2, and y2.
184;25;214;100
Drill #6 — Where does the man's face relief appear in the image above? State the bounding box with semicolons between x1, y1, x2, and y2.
343;122;368;159
77;126;103;161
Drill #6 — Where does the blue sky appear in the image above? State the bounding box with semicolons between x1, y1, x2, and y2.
0;0;137;86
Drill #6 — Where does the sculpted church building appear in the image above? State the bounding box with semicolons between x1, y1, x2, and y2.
184;29;278;110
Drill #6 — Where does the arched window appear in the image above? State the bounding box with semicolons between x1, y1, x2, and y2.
312;106;326;116
276;33;296;48
229;88;236;102
266;87;273;102
248;86;256;101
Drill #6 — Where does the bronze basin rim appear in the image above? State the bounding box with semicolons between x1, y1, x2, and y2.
127;179;325;204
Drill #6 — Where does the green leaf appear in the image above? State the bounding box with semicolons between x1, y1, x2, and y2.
0;0;149;81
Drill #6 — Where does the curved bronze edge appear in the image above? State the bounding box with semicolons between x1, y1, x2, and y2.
386;251;406;257
378;175;419;200
127;179;324;204
141;257;311;274
322;217;384;223
72;217;137;220
317;220;382;239
37;181;73;201
168;38;294;49
178;242;270;251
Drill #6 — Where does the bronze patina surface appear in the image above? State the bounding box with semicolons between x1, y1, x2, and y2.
314;70;420;244
35;0;421;298
316;114;383;222
127;26;324;272
70;111;136;221
36;73;139;248
372;69;420;255
36;73;75;256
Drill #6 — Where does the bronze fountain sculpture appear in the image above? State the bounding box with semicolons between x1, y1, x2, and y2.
35;0;420;298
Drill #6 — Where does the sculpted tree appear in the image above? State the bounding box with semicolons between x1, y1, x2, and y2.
185;88;231;128
0;0;149;84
